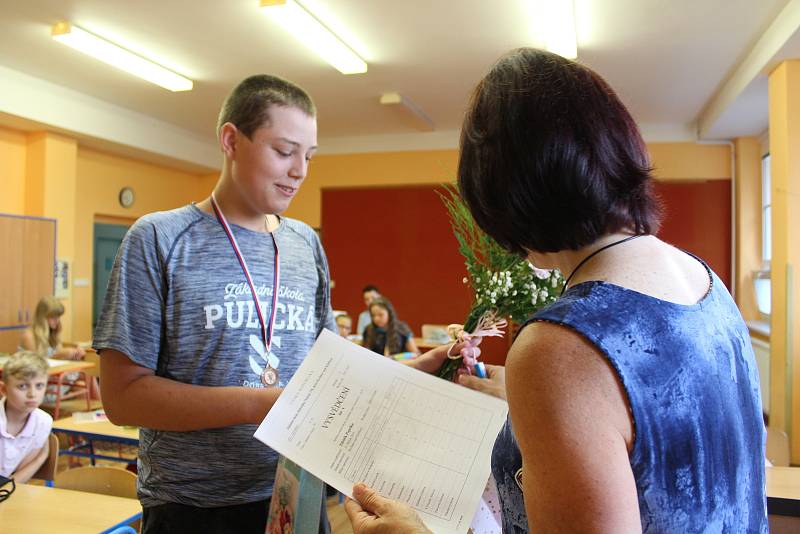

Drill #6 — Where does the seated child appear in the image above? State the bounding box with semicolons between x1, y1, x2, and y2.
0;352;53;483
362;298;420;357
19;296;95;402
336;314;353;337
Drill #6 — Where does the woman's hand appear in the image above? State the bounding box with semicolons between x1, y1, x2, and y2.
345;483;432;534
403;337;483;374
458;364;507;400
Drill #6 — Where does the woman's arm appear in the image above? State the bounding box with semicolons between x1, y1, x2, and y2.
11;439;49;484
505;322;641;532
405;335;420;355
101;349;281;430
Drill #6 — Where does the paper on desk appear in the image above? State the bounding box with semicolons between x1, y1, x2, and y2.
254;329;508;534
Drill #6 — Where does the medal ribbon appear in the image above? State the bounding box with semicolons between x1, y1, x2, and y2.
210;194;280;359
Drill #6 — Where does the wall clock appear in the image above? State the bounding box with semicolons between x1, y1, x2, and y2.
119;186;135;208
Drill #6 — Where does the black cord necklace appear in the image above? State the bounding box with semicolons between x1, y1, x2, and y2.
560;234;644;296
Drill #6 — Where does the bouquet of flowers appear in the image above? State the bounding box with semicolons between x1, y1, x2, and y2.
437;184;564;381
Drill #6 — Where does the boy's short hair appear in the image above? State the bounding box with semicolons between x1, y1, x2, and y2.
458;48;661;254
2;351;48;381
362;285;379;294
217;74;316;140
335;314;352;325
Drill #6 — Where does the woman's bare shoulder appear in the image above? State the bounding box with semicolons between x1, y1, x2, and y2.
505;321;634;448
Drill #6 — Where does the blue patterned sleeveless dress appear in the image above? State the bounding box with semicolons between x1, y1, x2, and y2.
491;266;768;533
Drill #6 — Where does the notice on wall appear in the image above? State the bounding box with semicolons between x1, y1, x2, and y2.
254;329;508;534
55;258;70;299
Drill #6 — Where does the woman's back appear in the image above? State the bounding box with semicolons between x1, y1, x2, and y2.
493;243;767;532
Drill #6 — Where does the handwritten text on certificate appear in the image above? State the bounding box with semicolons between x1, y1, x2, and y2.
254;329;508;534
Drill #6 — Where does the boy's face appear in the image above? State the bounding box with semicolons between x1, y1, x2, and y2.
230;105;317;216
0;373;47;415
336;317;352;337
363;290;379;307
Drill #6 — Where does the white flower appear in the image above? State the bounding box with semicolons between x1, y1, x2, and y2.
539;289;549;300
532;267;551;280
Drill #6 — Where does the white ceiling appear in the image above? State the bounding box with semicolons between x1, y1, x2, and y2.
0;0;796;170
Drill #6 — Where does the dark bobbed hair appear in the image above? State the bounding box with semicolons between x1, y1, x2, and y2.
458;48;662;254
217;74;316;140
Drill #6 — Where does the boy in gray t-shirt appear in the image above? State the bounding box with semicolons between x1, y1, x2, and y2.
94;75;335;533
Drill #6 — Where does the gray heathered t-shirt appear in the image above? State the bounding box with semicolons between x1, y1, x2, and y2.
93;204;336;508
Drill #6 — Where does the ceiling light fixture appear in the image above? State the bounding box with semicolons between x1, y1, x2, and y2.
260;0;367;75
51;22;193;92
542;0;578;59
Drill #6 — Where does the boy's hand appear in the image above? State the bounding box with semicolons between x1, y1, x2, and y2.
458;364;507;400
345;483;432;534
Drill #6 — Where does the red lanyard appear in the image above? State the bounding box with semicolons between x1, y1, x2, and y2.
210;194;280;385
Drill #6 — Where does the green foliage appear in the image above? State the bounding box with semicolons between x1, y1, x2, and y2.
437;184;564;379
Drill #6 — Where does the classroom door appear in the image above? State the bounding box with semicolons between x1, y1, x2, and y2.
93;223;129;328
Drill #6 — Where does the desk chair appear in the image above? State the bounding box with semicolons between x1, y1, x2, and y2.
56;466;137;499
31;433;59;487
58;466;140;532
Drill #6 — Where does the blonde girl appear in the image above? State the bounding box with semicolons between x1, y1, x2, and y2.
19;296;84;361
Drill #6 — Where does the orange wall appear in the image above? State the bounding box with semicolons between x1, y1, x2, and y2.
0;126;27;214
286;149;460;228
289;142;731;230
734;137;763;322
0;132;746;341
648;142;731;180
72;148;212;340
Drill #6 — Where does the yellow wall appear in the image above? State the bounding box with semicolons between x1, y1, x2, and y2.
734;137;763;322
0;127;27;214
71;148;211;341
286;149;460;227
768;60;800;463
648;142;732;180
288;142;731;229
0;130;751;346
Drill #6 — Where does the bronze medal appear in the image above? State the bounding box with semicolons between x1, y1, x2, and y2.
261;365;279;387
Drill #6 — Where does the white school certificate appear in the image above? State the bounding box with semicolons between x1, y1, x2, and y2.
254;329;508;534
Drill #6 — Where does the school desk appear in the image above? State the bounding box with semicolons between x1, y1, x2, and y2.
768;465;800;517
0;483;141;534
413;337;442;352
0;355;94;377
53;416;139;466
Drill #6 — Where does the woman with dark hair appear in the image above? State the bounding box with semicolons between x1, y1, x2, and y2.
346;48;767;533
362;298;419;357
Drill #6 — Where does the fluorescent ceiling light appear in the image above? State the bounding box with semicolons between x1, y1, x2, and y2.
51;22;193;92
260;0;367;75
542;0;578;59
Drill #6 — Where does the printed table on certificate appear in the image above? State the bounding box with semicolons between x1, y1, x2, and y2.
255;329;508;534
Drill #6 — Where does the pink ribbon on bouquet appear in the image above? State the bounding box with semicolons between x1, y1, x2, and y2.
446;310;507;378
